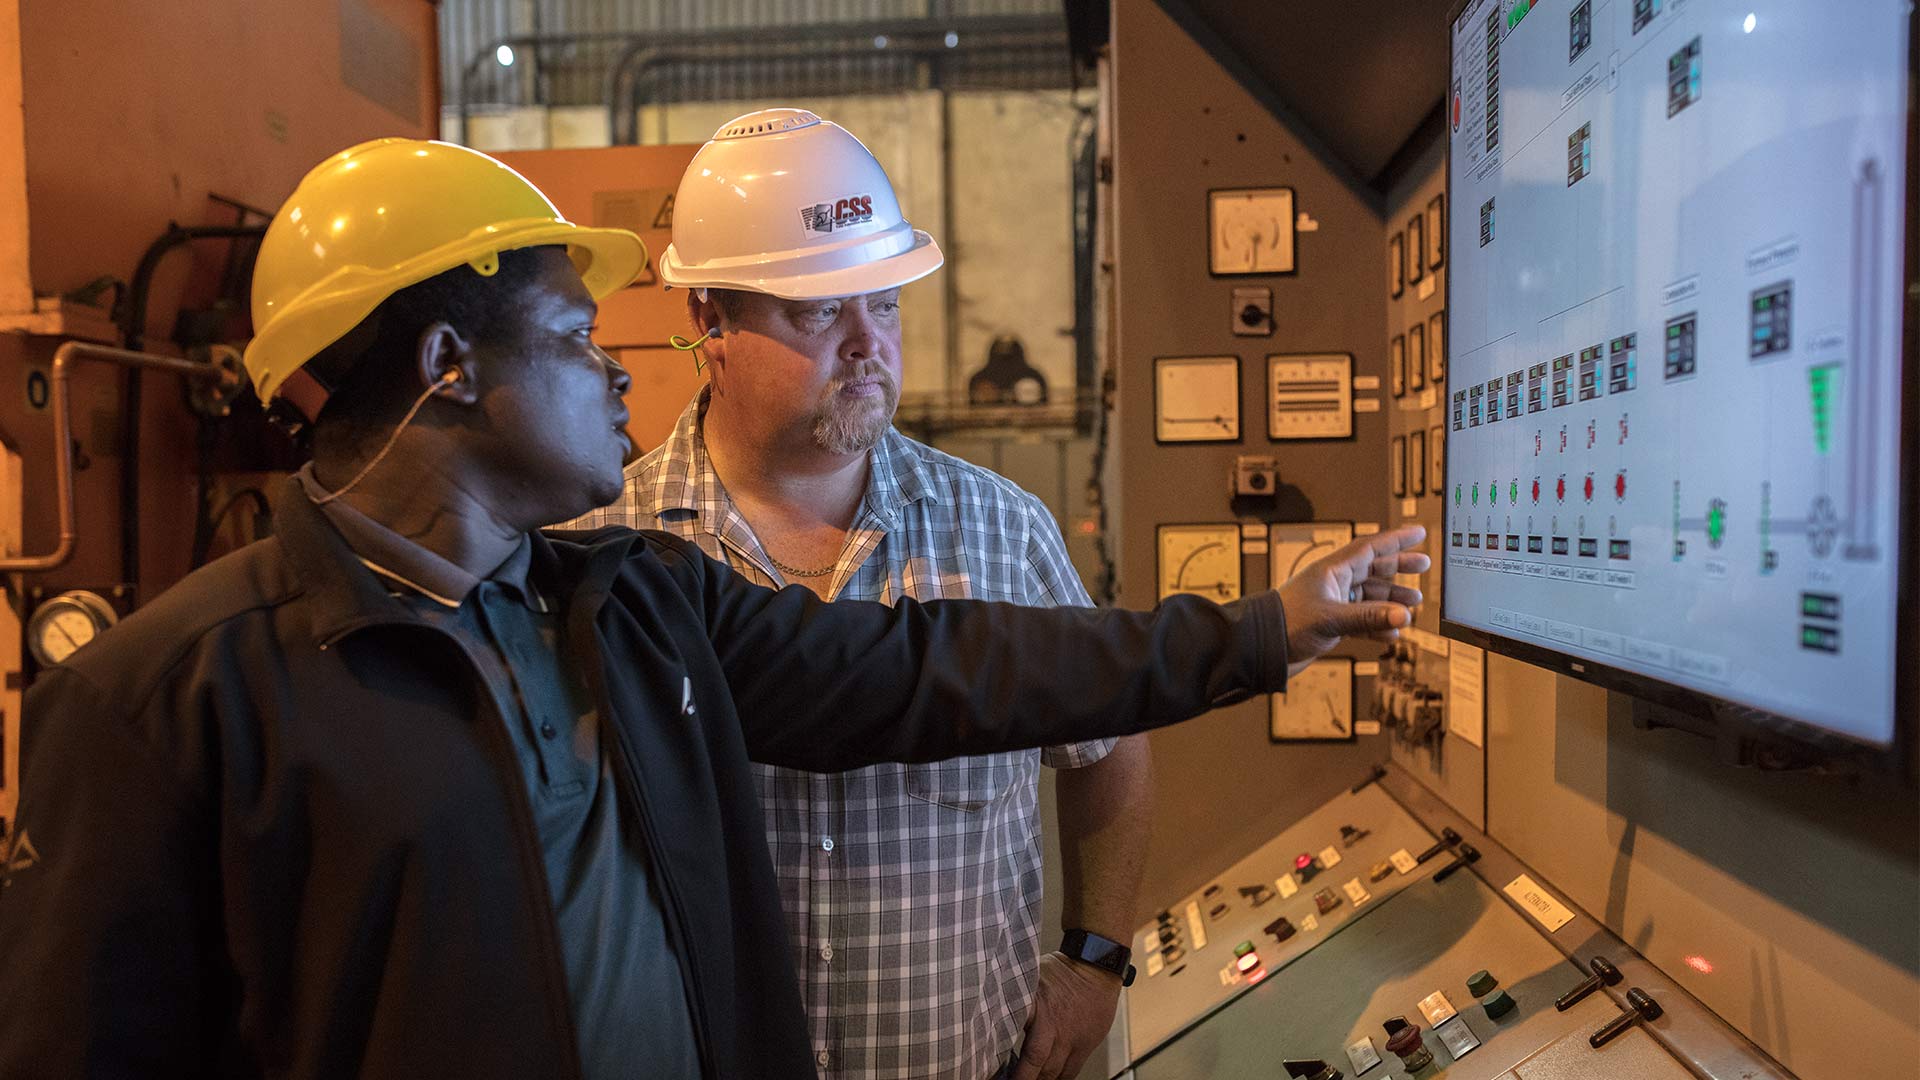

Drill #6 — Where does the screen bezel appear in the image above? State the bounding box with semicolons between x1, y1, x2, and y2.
1438;0;1918;777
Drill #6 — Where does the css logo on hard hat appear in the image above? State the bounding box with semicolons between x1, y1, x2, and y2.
799;194;875;237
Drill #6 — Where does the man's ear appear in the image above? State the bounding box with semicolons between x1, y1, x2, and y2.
416;321;479;405
688;290;729;373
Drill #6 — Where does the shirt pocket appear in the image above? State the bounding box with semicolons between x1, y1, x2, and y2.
903;754;1022;813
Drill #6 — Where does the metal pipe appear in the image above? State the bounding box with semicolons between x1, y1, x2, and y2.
0;342;236;574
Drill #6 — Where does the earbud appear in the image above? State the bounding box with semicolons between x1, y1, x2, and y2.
436;369;462;390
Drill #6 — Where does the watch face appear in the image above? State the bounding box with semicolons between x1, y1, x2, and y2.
1069;931;1129;973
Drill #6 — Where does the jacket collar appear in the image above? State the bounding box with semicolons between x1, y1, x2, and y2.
273;476;605;649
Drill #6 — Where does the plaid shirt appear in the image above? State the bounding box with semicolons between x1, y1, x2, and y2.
568;392;1112;1080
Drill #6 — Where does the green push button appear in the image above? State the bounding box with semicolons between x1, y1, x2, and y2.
1234;941;1255;958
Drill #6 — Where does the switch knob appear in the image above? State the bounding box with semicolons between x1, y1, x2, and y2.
1382;1017;1434;1070
1433;843;1480;882
1480;989;1516;1019
1264;916;1296;944
1588;987;1662;1048
1415;828;1462;864
1555;956;1622;1011
1466;970;1498;997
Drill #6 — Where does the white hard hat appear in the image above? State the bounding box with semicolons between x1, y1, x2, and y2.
657;109;943;301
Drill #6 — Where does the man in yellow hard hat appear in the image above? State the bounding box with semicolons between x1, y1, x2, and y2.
0;138;1429;1080
570;108;1145;1080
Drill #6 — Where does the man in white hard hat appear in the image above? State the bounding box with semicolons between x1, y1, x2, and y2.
570;109;1144;1080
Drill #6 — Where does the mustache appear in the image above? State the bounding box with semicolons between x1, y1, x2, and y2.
825;363;898;394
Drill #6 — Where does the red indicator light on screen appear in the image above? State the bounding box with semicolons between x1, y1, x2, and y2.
1237;952;1261;974
1295;854;1314;870
1683;955;1714;974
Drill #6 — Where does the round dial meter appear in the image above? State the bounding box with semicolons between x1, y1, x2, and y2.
27;590;118;667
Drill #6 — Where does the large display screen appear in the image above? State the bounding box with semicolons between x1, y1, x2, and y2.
1442;0;1912;745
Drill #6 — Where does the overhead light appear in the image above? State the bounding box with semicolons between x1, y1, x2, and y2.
1743;13;1756;33
945;31;960;48
496;44;516;67
873;34;890;49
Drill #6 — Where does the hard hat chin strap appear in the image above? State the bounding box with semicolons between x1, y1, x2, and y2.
308;370;461;506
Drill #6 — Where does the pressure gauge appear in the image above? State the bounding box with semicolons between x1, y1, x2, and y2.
1157;524;1243;603
27;590;118;667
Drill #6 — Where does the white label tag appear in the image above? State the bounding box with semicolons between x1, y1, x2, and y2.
1419;990;1458;1026
1301;914;1319;932
1345;1036;1383;1074
1354;374;1382;390
1354;660;1380;676
1391;848;1419;874
1240;522;1267;539
1435;1016;1482;1058
1146;952;1165;977
1276;874;1299;899
1356;720;1382;735
1401;498;1419;517
1354;397;1382;413
1342;877;1372;907
1419;387;1438;409
1417;276;1437;300
1354;522;1381;535
1185;900;1209;948
1243;539;1269;555
1503;874;1576;932
1318;845;1342;868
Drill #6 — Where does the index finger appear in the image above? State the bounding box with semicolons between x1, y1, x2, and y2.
1326;525;1427;577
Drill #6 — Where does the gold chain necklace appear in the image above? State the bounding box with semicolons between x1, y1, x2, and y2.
767;553;837;578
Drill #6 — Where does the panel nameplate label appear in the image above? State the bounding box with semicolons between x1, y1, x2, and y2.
1503;874;1576;932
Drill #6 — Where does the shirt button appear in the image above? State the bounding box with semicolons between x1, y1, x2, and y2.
539;722;558;739
816;1049;830;1068
820;836;835;853
819;944;834;961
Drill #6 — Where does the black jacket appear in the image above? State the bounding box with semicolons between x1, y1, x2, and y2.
0;483;1287;1080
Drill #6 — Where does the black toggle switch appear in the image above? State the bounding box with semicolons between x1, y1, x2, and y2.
1264;916;1296;944
1433;843;1480;882
1415;827;1463;863
1588;987;1662;1048
1282;1060;1343;1080
1555;956;1623;1011
1340;823;1371;847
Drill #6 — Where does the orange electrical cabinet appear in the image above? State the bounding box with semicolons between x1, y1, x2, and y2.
492;145;706;456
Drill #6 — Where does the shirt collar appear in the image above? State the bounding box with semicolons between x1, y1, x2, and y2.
293;463;546;612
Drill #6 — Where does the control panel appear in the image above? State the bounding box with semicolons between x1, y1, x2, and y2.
1123;782;1456;1057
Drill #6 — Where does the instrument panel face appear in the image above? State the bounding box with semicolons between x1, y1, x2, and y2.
1129;868;1692;1080
1124;783;1446;1058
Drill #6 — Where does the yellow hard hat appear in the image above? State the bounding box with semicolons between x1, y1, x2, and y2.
244;138;647;406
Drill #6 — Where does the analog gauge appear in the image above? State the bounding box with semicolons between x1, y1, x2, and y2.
1270;656;1356;742
27;590;118;667
1270;522;1355;584
1157;524;1243;603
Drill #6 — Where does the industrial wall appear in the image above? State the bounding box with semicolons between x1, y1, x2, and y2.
1110;0;1392;910
0;0;440;602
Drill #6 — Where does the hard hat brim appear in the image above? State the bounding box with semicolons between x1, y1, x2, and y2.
657;230;942;302
246;222;647;403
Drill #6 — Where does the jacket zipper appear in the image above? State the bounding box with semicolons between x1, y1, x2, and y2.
587;658;720;1078
336;623;591;1080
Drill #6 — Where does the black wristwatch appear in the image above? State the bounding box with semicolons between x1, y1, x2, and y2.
1060;929;1136;987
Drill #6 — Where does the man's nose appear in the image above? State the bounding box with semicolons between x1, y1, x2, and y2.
601;348;632;395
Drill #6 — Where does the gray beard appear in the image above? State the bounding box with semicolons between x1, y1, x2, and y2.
812;395;893;454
